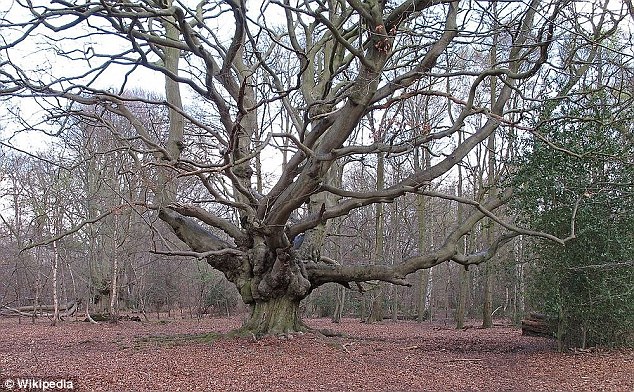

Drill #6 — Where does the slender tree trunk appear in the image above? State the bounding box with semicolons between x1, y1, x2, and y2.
482;8;498;328
444;264;451;322
368;275;384;322
482;263;494;327
109;259;118;321
11;184;24;324
369;152;385;322
391;285;399;321
514;236;525;324
109;213;119;322
332;285;345;323
455;138;469;328
33;246;41;324
391;197;401;322
417;270;428;322
424;268;434;321
415;144;432;322
332;230;346;323
456;266;469;328
51;241;60;325
360;295;367;322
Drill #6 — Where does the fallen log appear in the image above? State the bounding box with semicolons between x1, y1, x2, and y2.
82;313;142;322
0;300;80;318
521;312;558;338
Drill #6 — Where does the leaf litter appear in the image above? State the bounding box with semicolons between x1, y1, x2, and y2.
0;317;631;391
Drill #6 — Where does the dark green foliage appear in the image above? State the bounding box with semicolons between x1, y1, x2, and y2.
514;94;634;348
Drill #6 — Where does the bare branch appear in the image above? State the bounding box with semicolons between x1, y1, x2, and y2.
21;205;126;252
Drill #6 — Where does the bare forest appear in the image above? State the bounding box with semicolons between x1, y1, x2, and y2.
0;0;633;390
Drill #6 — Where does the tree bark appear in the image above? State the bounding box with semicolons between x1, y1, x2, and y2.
240;296;305;336
109;213;119;323
33;246;42;324
521;313;557;338
456;266;469;328
455;132;468;328
416;147;432;322
482;262;494;328
482;8;498;329
332;285;345;323
391;285;399;322
514;236;526;324
368;152;386;323
2;300;79;318
52;241;60;325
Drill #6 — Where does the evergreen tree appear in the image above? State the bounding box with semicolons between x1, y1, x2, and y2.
514;93;634;348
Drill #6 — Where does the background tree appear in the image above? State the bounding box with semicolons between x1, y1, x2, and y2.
513;31;634;347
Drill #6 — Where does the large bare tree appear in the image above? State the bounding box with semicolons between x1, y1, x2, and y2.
0;0;629;334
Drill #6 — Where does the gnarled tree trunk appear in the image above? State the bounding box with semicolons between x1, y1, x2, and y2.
159;207;313;335
241;296;305;336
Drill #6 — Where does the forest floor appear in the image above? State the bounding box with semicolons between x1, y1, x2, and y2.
0;316;632;392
